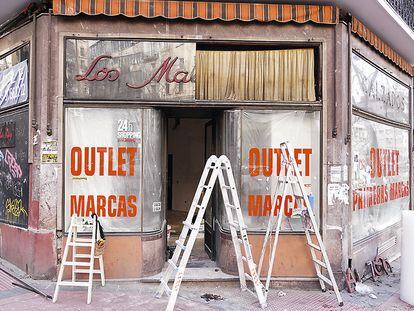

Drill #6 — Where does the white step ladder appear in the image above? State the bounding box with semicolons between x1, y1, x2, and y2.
257;142;343;306
53;215;105;304
155;155;267;310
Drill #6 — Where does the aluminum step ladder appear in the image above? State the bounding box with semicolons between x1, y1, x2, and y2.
257;142;343;306
155;155;267;310
53;215;105;304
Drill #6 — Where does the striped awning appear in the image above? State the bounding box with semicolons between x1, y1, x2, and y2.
352;17;413;76
52;0;339;24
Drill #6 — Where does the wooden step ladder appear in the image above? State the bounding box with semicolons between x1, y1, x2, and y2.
257;142;343;306
53;215;105;304
155;155;267;310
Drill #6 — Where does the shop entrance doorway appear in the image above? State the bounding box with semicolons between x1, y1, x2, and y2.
165;108;219;264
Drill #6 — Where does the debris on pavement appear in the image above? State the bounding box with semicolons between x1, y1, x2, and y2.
355;282;373;294
369;293;377;299
200;293;224;302
277;290;287;297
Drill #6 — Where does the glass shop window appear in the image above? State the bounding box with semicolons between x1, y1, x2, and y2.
221;110;321;231
196;48;317;102
64;108;163;233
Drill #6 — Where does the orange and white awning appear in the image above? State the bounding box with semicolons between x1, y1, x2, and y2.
52;0;339;24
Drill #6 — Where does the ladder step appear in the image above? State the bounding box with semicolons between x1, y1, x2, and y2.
201;185;211;189
244;273;253;282
74;254;98;259
64;261;92;267
312;258;327;269
160;279;172;296
306;227;315;233
168;259;178;270
74;269;102;274
194;204;203;209
73;224;94;228
238;238;243;244
229;221;247;230
59;281;89;287
75;238;93;243
242;256;257;268
225;203;237;209
308;242;321;251
221;185;232;189
175;240;186;251
182;221;197;230
317;273;333;286
68;242;93;247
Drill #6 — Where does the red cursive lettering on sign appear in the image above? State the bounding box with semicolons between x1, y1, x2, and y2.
0;126;13;142
126;57;193;89
75;55;120;82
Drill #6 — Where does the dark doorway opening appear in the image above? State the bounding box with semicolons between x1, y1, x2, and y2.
165;108;219;264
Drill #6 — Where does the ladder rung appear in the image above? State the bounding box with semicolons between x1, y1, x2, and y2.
308;242;321;251
175;240;186;251
312;258;327;268
74;269;102;274
59;281;89;287
221;185;232;189
68;242;93;247
168;259;178;270
74;254;98;259
73;224;94;228
238;238;243;244
194;204;203;209
229;221;247;230
75;238;93;243
182;221;197;230
242;256;256;268
201;185;211;189
244;273;253;282
317;273;333;286
160;279;172;296
225;203;237;209
64;261;92;267
306;227;315;233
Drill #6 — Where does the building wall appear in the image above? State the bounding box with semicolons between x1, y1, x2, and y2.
50;16;338;280
0;13;410;282
349;32;411;274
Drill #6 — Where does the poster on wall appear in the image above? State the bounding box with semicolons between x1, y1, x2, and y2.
352;115;409;242
65;39;195;101
0;60;28;109
65;108;142;232
352;53;410;124
0;109;29;227
240;110;320;231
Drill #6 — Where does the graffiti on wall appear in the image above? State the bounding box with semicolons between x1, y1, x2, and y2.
0;109;29;227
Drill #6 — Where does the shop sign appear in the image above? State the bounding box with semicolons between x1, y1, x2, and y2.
239;110;320;231
352;53;409;124
0;60;28;109
65;108;142;232
65;39;195;101
352;115;409;242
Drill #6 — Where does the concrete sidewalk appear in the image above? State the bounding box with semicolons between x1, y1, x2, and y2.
0;259;412;311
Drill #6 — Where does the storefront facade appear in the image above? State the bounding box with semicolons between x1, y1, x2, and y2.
0;1;412;285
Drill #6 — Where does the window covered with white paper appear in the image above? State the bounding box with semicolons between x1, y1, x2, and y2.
221;110;320;231
65;108;164;233
352;116;409;242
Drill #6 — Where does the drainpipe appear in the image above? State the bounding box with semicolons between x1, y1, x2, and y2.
332;24;338;138
46;10;52;136
345;16;352;145
30;12;38;163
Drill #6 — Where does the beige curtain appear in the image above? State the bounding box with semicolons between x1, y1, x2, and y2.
196;49;316;102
